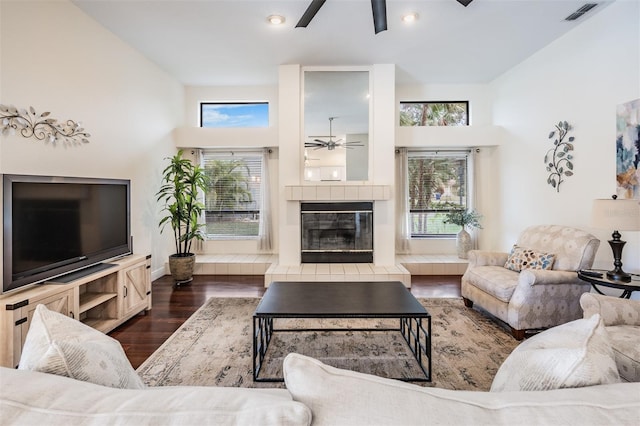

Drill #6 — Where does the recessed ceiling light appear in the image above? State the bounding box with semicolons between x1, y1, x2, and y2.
267;15;286;25
401;12;419;23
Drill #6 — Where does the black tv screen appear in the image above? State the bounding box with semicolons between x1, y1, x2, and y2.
3;174;131;293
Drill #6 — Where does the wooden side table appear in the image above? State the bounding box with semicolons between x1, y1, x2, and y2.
577;269;640;299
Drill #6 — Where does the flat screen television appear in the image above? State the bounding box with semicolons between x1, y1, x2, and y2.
2;174;131;294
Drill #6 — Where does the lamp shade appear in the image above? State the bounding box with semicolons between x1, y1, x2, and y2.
592;198;640;231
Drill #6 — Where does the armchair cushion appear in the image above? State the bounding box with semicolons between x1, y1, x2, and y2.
504;245;556;272
464;266;519;303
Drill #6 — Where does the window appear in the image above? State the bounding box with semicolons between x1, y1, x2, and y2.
200;102;268;128
408;151;470;237
202;151;262;238
399;101;469;126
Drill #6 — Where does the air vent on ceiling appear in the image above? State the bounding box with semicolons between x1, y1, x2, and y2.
565;3;598;21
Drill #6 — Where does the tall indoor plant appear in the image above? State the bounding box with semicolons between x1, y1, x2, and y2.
444;209;483;259
157;150;208;284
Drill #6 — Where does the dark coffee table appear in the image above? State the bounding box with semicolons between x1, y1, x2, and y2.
252;281;431;382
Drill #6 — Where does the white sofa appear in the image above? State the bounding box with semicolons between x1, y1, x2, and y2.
580;293;640;382
2;353;640;426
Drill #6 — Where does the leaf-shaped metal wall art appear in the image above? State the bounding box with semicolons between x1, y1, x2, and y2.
545;121;574;192
0;104;90;145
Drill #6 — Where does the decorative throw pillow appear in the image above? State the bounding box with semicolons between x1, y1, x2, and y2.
504;245;556;272
490;314;620;392
18;304;145;389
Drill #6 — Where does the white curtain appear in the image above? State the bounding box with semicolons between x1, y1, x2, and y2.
193;149;205;253
258;147;272;251
468;148;478;250
395;148;411;253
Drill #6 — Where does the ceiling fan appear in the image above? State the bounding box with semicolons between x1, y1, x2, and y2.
296;0;474;35
305;117;364;151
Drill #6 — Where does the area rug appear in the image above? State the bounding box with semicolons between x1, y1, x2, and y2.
137;297;519;391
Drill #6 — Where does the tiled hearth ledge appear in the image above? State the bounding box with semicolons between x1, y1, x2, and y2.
285;185;392;201
180;254;468;288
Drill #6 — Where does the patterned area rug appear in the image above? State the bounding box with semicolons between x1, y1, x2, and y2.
137;297;519;390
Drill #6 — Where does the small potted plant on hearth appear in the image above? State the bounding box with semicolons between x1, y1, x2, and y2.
157;150;208;285
444;209;483;259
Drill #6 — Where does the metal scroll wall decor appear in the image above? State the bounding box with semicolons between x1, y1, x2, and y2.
0;104;90;145
545;120;574;192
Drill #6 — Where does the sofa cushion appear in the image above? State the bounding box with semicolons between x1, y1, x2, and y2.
283;353;640;426
504;245;555;272
607;325;640;382
18;304;144;389
491;314;620;392
0;367;311;426
464;265;519;303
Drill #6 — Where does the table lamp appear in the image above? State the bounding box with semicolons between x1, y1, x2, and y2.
591;196;640;282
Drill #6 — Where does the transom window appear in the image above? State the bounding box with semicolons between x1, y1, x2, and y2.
400;101;469;126
202;151;263;238
408;151;470;237
200;102;268;128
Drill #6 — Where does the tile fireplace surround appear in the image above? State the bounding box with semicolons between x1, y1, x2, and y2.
181;186;469;287
189;254;469;288
285;185;391;201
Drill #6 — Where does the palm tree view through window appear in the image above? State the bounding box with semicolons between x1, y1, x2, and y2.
408;151;470;237
203;151;262;238
400;101;469;126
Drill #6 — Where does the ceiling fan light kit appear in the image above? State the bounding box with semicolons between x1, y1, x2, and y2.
305;117;364;151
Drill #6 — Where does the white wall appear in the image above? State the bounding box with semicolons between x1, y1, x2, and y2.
176;85;279;148
0;1;183;282
490;0;640;273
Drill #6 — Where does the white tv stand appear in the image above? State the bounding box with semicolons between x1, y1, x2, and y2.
0;254;151;368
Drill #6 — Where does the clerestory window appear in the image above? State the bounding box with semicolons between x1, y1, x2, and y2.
200;102;269;128
399;101;469;126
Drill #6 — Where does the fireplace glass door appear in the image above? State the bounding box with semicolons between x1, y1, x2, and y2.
301;202;373;263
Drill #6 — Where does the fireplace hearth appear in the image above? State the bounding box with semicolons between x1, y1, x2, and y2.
301;202;373;263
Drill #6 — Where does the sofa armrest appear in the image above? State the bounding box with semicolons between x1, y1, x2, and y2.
467;250;509;268
580;293;640;326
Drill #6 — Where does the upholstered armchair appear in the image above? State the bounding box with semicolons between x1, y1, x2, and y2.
461;225;600;340
580;293;640;382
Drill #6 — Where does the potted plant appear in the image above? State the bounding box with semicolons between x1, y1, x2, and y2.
444;209;483;259
156;150;208;284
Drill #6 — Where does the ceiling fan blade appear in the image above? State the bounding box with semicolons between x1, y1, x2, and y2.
456;0;474;7
296;0;327;28
371;0;387;34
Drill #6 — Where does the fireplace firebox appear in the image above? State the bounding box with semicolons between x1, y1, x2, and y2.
301;202;373;263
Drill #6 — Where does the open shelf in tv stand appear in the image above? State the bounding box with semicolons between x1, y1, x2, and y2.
0;254;151;368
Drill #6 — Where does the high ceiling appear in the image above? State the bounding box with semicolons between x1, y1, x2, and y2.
72;0;612;86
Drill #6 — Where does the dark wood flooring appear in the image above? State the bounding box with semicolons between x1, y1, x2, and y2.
109;275;462;368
